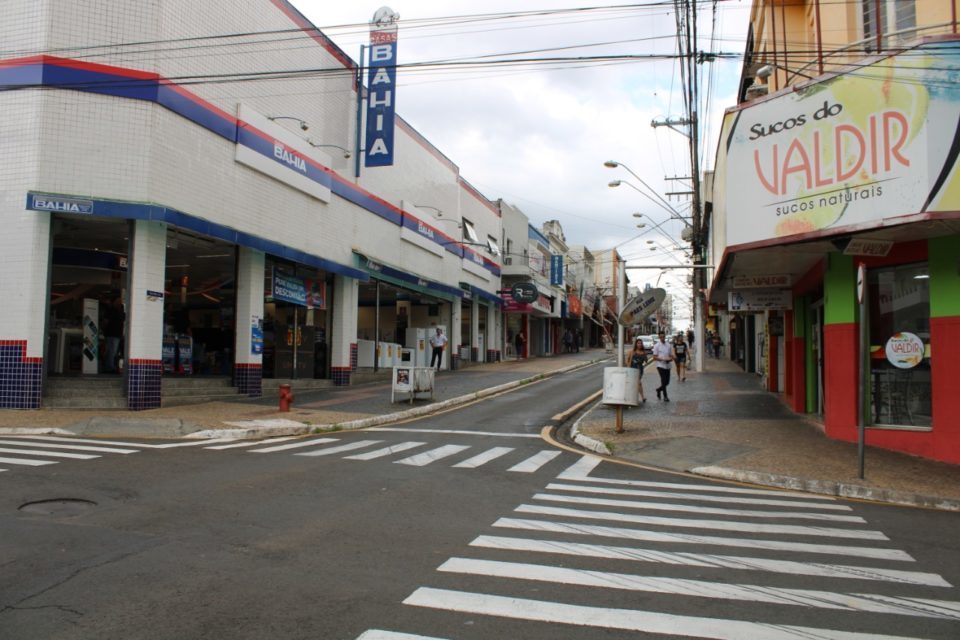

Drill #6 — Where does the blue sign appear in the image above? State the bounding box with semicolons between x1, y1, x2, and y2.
365;28;398;167
251;320;264;355
273;272;308;306
550;255;563;286
30;195;94;214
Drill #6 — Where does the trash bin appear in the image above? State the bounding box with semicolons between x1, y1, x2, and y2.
602;367;640;406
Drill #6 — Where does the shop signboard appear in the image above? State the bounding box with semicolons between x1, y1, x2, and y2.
365;7;399;167
510;282;538;304
550;255;563;286
885;332;924;369
728;289;792;312
251;316;263;355
619;288;666;327
721;41;960;247
272;272;325;309
732;274;791;289
845;238;893;257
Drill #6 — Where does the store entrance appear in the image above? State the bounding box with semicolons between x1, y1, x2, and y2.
47;216;130;376
163;229;237;376
263;262;329;379
357;280;447;370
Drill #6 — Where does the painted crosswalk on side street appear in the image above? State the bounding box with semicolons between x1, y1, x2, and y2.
203;431;573;474
0;435;141;473
357;456;960;640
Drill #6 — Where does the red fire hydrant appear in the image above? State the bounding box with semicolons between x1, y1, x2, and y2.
278;384;294;412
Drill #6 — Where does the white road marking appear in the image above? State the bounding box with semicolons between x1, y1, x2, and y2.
355;630;449;640
557;454;602;478
250;437;339;453
439;557;960;620
346;442;426;460
0;447;99;460
149;438;240;448
368;428;540;438
515;504;887;540
508;450;562;473
395;445;470;466
532;492;865;522
452;447;514;468
0;439;138;454
403;588;924;639
545;482;854;510
0;456;57;467
493;518;913;561
296;440;383;457
469;536;949;586
206;437;298;450
6;435;155;447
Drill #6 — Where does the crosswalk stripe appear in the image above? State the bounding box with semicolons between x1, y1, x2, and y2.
558;455;602;478
0;456;58;467
7;435;151;447
0;439;138;454
452;447;514;468
545;482;854;511
368;428;540;438
532;492;866;522
0;447;99;460
395;445;470;467
492;518;914;561
356;630;449;640
150;438;240;448
515;504;888;540
403;588;922;639
250;438;339;453
438;557;960;619
297;440;383;457
469;535;949;586
206;437;298;450
345;442;426;460
508;450;561;473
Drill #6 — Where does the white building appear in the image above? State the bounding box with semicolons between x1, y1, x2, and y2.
0;1;502;409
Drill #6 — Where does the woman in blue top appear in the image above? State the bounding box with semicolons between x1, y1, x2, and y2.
626;338;648;403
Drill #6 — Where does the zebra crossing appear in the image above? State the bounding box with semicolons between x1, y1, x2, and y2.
0;434;245;474
204;430;569;474
358;455;960;640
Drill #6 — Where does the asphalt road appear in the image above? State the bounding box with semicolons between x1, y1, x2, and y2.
2;364;959;639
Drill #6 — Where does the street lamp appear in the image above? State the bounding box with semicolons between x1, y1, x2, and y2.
605;160;687;221
268;115;309;131
308;140;351;158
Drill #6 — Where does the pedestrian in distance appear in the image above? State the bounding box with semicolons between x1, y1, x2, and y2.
673;332;688;382
563;329;573;353
429;327;447;371
711;332;722;359
626;338;647;403
514;331;525;359
652;330;675;401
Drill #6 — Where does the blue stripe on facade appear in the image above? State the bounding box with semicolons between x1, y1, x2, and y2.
355;253;464;299
27;192;369;282
470;285;504;306
5;56;500;277
237;124;334;191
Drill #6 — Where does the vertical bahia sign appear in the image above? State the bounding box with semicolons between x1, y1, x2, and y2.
365;7;400;167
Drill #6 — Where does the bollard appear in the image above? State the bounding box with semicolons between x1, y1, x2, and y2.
278;384;294;412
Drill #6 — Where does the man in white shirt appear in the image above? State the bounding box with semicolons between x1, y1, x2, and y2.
429;327;447;371
652;330;675;401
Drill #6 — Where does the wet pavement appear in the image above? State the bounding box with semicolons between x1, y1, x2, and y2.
2;348;959;510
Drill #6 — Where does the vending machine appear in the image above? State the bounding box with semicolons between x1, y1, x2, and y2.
405;327;428;367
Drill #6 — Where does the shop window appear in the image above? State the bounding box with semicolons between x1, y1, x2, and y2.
867;262;930;428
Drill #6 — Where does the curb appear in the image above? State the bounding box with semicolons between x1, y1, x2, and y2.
568;398;611;455
692;465;960;512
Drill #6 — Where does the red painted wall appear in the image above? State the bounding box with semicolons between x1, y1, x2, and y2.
863;316;960;464
823;323;859;442
784;310;794;402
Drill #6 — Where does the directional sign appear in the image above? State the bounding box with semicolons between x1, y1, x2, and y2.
510;282;539;304
619;288;666;326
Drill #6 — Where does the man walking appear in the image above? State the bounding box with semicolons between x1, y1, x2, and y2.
429;327;447;371
652;330;675;401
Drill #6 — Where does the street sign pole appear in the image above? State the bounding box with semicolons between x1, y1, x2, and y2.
856;262;867;479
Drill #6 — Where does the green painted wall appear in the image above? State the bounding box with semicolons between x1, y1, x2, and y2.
824;253;856;325
930;236;960;318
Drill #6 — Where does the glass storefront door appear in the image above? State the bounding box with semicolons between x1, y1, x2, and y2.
867;262;931;427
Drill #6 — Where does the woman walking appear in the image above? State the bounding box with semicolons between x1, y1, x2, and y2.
673;332;688;382
626;338;648;403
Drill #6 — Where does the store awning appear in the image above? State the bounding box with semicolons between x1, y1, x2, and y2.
461;283;504;307
354;252;464;301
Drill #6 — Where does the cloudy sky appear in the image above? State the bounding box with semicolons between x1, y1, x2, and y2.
294;1;751;323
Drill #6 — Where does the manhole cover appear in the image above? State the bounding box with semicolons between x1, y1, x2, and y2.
19;498;97;516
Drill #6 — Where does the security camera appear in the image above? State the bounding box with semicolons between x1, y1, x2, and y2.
756;64;773;80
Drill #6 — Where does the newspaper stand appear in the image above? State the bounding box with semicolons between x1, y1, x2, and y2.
602;367;639;433
391;366;435;404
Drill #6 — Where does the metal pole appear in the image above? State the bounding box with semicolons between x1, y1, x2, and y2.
617;253;626;366
374;280;381;373
857;262;867;479
354;44;365;179
292;306;298;379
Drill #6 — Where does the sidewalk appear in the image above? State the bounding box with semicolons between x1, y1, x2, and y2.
2;349;959;510
573;356;960;510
